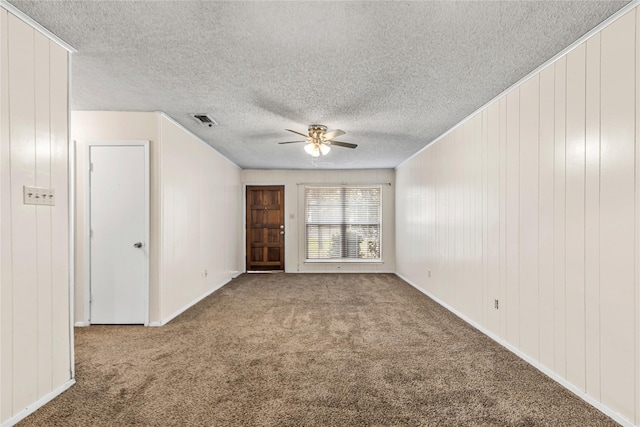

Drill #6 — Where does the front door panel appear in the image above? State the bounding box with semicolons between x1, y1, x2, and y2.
246;186;285;270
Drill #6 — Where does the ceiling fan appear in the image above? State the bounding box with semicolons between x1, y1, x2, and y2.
278;124;357;157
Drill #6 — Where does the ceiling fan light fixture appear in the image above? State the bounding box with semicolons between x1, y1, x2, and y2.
304;142;330;157
305;143;320;157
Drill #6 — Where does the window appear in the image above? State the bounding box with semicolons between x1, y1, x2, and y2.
305;186;381;261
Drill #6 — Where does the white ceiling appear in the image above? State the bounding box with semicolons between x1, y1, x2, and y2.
8;0;630;170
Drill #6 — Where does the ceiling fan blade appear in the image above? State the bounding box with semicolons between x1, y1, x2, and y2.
323;129;345;140
327;140;357;149
285;129;309;138
277;140;307;144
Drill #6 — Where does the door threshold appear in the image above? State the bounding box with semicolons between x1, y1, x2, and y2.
247;270;284;274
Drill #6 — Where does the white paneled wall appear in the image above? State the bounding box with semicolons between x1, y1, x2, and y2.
242;169;395;273
396;7;640;426
159;115;242;323
0;8;72;425
72;112;243;326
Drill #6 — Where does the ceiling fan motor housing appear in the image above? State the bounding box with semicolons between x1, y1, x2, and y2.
308;124;327;141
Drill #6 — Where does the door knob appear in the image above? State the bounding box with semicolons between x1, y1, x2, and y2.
280;231;285;235
134;242;143;248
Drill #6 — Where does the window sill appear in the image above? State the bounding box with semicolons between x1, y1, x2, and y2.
304;259;384;264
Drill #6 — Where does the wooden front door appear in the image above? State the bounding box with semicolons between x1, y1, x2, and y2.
246;186;285;270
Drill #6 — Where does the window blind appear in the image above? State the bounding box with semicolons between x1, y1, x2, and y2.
305;186;381;261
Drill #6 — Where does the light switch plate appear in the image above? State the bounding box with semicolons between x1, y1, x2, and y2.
23;186;55;206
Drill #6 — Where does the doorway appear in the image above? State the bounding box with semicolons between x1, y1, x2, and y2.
246;185;285;271
86;141;149;324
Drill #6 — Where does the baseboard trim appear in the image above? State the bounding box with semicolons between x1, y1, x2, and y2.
1;378;75;427
150;272;240;327
395;272;636;427
74;321;89;327
287;270;396;274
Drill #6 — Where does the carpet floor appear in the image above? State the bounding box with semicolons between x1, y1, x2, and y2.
21;273;616;426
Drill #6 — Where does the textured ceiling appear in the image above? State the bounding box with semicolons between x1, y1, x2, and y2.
8;1;630;169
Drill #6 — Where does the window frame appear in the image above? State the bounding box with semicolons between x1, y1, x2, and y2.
304;185;383;263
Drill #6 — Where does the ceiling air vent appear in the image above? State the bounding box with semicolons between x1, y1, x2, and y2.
190;114;218;127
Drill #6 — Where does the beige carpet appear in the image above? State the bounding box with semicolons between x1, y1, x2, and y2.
21;273;616;426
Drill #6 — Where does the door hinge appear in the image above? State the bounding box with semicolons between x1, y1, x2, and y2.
90;162;94;172
90;229;93;238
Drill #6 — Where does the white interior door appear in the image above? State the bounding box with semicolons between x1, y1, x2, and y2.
90;144;148;324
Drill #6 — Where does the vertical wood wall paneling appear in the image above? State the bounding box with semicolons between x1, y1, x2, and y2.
158;115;242;322
428;150;434;285
461;122;471;316
189;137;201;299
505;88;520;347
393;169;402;272
600;10;636;418
518;75;540;360
565;42;587;391
436;144;447;299
404;164;413;274
442;141;450;299
424;147;442;294
498;97;508;341
538;66;555;370
584;32;601;400
224;168;234;276
457;127;465;306
405;159;413;274
160;120;173;319
422;150;430;283
473;114;483;325
50;41;70;386
0;7;12;421
161;117;196;316
151;118;161;322
415;159;420;276
447;134;455;303
211;148;223;284
8;13;38;411
480;109;487;329
553;57;568;379
443;135;450;299
199;144;211;288
395;168;406;275
637;8;640;425
426;152;434;288
408;158;416;275
481;108;488;329
454;128;463;308
425;148;432;293
486;101;500;335
190;143;201;299
393;5;640;424
223;166;231;275
34;30;53;397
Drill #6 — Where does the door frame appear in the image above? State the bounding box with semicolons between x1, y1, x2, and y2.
83;140;150;325
243;183;287;272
